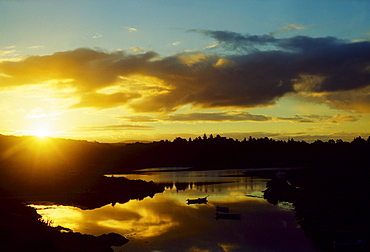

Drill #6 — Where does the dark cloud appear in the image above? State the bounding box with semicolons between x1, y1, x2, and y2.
189;29;278;52
193;30;370;93
278;36;342;52
191;29;342;53
0;32;369;113
294;40;370;92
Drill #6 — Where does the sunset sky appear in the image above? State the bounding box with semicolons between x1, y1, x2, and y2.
1;0;369;142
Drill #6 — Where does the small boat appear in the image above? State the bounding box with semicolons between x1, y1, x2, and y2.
216;206;229;213
215;213;241;220
186;196;209;204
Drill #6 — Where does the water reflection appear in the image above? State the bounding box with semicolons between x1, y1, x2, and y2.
32;169;319;252
111;168;255;183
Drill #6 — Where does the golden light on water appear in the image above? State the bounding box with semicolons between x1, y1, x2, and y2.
29;176;267;241
25;170;322;252
30;199;181;238
30;205;83;231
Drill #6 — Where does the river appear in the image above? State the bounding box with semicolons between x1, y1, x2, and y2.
30;168;320;252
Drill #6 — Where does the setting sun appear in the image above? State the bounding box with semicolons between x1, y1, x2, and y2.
35;128;50;138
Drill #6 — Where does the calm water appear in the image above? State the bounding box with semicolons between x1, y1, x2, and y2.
31;168;320;252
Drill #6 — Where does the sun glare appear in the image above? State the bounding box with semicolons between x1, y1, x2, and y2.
35;128;50;138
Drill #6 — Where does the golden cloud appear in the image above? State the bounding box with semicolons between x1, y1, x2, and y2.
125;26;137;32
0;33;369;114
279;24;306;31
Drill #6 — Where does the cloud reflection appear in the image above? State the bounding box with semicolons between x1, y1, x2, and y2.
32;174;318;251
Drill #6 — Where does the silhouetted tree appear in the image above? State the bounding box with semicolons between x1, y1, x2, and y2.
352;136;366;144
173;137;186;143
203;133;207;140
336;139;344;144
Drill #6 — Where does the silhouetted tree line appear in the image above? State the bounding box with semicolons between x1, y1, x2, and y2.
109;134;370;172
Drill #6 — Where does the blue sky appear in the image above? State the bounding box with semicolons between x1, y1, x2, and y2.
0;0;369;142
2;0;369;55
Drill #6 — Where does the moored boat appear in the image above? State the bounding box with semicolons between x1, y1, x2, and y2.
186;195;209;204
